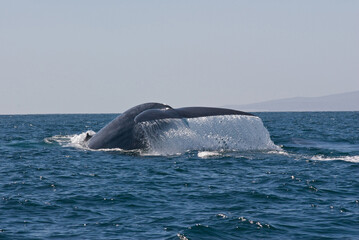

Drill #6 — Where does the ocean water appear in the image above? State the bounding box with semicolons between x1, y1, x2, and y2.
0;112;358;239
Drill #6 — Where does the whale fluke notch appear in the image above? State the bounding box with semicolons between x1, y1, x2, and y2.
87;102;255;150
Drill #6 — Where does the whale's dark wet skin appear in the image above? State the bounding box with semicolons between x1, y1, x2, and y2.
87;103;254;150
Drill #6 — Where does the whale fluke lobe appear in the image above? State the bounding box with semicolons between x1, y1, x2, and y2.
87;102;257;150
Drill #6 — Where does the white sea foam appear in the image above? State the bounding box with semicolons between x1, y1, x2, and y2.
69;130;96;148
198;151;222;158
139;115;280;155
311;155;359;163
44;130;96;149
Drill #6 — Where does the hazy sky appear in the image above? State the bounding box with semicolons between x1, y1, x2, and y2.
1;0;358;114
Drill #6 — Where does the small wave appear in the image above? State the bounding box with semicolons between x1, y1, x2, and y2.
311;155;359;163
177;233;189;240
288;138;359;153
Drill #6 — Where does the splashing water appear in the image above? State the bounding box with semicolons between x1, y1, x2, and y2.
138;115;279;155
44;130;96;149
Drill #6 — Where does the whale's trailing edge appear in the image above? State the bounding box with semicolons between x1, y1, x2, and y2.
87;102;255;150
134;106;253;123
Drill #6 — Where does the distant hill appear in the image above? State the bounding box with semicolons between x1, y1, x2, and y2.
225;91;359;112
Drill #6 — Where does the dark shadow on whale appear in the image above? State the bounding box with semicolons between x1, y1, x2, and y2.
86;102;254;150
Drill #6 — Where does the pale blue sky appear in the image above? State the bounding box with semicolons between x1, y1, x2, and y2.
1;0;358;114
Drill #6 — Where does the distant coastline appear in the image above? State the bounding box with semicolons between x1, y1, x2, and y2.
224;91;359;112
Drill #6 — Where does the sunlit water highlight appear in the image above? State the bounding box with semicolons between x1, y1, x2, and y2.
0;112;358;239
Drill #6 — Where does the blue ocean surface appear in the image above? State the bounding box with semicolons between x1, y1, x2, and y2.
0;112;358;239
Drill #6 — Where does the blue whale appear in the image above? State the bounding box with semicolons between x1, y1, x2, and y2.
86;103;254;150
